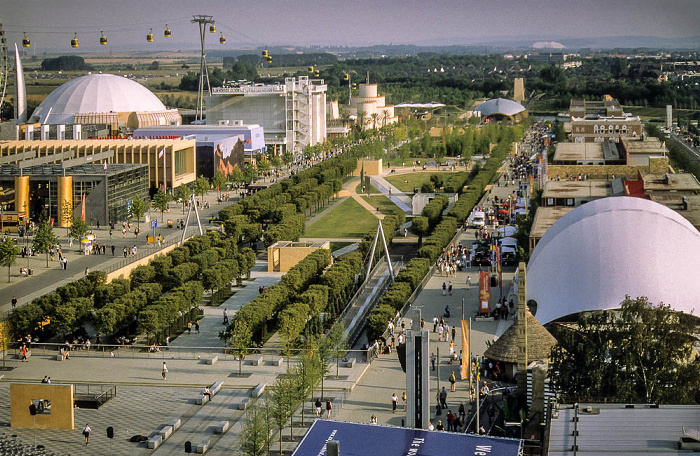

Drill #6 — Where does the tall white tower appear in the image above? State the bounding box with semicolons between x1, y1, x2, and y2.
14;44;27;123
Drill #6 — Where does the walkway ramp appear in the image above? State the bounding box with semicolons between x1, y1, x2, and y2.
369;176;413;214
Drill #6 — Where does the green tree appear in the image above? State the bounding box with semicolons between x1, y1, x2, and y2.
138;309;160;344
411;216;429;244
153;189;171;223
174;185;190;213
226;319;252;377
0;237;19;282
326;322;348;378
243;163;258;183
32;220;59;268
229;166;244;187
549;296;700;404
129;193;148;229
270;371;298;450
194;175;210;205
52;305;76;338
68;216;89;244
240;398;270;456
212;171;227;199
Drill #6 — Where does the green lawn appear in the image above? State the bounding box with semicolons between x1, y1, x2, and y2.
304;198;378;238
363;195;400;215
355;182;381;194
384;172;459;192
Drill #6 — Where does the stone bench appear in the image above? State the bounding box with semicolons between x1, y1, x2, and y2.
169;418;181;431
340;358;356;368
250;383;266;398
158;425;173;441
195;439;209;454
196;381;224;405
248;356;263;366
204;355;218;365
237;398;249;410
147;434;162;449
55;353;67;361
214;420;230;434
268;357;284;366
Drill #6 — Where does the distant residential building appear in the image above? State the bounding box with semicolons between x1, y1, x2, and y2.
206;76;327;155
569;97;642;143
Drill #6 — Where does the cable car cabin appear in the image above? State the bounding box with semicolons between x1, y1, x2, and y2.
1;211;27;234
219;34;226;44
343;73;349;81
261;49;268;57
146;28;154;42
22;34;30;48
308;66;314;73
266;56;272;63
164;25;171;37
209;24;216;33
314;71;320;77
99;32;107;45
71;33;79;48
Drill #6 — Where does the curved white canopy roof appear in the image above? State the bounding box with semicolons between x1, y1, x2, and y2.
31;73;168;125
475;98;526;117
528;197;700;323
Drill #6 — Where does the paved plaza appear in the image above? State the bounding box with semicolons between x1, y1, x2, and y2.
0;160;524;454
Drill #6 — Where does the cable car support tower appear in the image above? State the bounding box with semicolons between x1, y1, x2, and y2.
192;15;214;122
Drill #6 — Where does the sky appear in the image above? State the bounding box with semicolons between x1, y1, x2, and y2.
1;0;699;52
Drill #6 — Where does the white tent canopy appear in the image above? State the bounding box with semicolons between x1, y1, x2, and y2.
528;197;700;323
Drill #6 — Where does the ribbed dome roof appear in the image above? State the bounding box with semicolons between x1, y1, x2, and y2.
528;197;700;323
475;98;526;117
31;74;168;125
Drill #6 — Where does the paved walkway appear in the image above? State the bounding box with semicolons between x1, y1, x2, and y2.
0;190;234;314
369;176;413;213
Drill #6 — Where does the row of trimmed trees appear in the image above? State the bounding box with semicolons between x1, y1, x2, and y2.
364;126;524;341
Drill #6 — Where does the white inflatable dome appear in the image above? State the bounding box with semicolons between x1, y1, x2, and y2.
31;73;168;125
528;196;700;323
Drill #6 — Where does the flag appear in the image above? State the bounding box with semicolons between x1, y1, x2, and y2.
103;161;107;171
80;194;85;222
661;141;666;148
158;148;165;159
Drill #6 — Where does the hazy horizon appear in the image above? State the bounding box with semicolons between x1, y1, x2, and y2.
1;0;699;53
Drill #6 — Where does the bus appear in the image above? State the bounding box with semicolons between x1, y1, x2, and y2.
0;211;27;234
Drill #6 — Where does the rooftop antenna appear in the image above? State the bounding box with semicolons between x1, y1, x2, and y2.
191;15;215;121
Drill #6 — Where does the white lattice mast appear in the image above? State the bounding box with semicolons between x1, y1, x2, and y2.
192;15;214;121
180;194;203;245
365;220;394;280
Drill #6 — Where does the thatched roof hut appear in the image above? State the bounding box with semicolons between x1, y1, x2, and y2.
484;310;557;364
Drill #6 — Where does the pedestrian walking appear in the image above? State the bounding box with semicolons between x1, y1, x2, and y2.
448;281;453;296
11;296;16;309
449;371;457;392
326;399;333;419
162;362;168;380
442;282;446;296
466;276;471;289
439;387;448;408
431;353;436;371
187;321;192;334
451;326;456;342
391;393;398;413
402;391;407;410
82;424;91;445
195;321;200;333
111;244;115;256
315;398;322;417
432;316;438;332
20;344;28;362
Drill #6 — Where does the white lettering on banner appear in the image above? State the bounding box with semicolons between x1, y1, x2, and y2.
405;438;425;455
315;430;338;456
474;445;493;455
